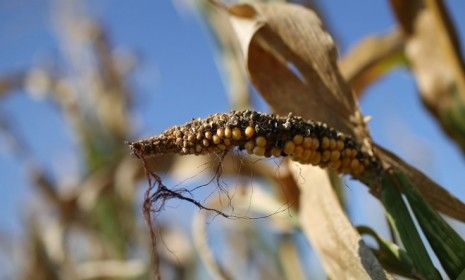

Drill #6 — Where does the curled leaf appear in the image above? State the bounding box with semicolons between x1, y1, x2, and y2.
228;2;358;137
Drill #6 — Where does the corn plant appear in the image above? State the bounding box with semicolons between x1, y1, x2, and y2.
2;0;465;279
130;1;465;279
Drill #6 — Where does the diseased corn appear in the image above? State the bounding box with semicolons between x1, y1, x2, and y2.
129;110;380;177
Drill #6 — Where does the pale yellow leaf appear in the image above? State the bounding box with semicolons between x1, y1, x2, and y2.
291;164;393;280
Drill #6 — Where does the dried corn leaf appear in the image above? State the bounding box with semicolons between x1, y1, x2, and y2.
292;165;392;279
228;2;357;137
339;30;406;95
390;0;465;152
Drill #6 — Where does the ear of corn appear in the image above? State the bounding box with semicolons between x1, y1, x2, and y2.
129;110;381;178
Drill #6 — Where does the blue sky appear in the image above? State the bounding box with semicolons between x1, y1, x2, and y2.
1;0;465;256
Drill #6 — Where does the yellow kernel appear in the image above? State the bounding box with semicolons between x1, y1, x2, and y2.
245;141;254;154
321;137;330;149
232;128;242;140
253;146;265;156
336;140;345;151
195;144;202;153
196;132;203;140
217;144;226;151
310;152;321;165
175;137;183;145
245;126;255;138
224;127;232;138
205;131;213;139
255;136;267;147
283;141;295;155
212;135;221;144
293;134;304;145
181;147;188;154
202;139;210;147
329;139;337;150
294;146;304;157
350;159;360;170
322;150;331;161
330;150;340;162
302;149;313;161
187;135;195;142
328;160;341;170
223;138;232;146
312;138;320;149
303;137;312;148
216;128;224;138
271;147;282;157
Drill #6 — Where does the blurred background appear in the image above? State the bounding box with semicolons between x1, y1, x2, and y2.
1;0;465;279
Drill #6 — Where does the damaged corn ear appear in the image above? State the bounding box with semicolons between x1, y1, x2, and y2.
128;110;380;177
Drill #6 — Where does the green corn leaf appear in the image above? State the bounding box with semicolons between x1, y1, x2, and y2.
357;225;417;278
381;171;441;280
395;170;465;279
